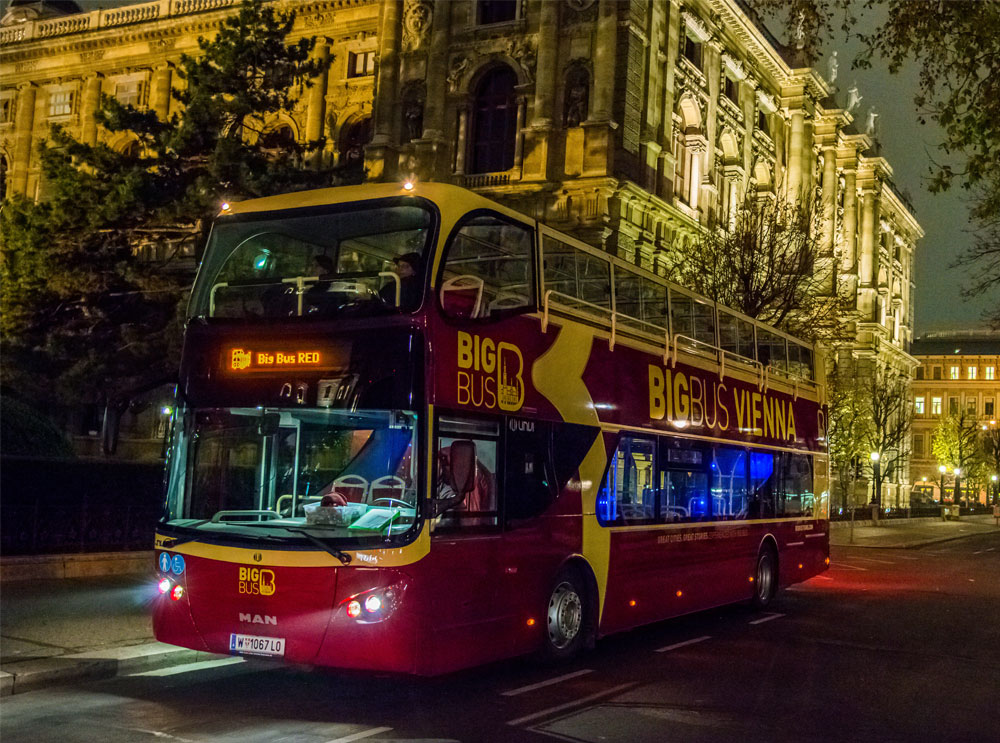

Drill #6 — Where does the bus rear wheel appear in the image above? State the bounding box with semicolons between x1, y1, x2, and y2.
751;545;778;610
541;567;587;662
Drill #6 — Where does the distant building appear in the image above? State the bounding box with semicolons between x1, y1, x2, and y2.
910;331;1000;505
1;0;922;464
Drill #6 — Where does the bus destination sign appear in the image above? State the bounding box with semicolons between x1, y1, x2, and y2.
224;346;338;374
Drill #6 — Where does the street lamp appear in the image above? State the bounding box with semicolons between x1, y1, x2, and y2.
992;474;998;505
870;452;881;509
939;465;947;503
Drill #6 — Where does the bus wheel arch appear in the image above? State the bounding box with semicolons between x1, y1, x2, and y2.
751;535;779;610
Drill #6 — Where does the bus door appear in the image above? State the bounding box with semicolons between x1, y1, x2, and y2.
426;414;504;668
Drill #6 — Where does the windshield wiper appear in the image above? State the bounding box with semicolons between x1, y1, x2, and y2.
158;520;211;549
280;527;352;565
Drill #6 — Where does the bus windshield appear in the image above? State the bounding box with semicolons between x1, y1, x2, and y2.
188;202;434;320
163;407;419;544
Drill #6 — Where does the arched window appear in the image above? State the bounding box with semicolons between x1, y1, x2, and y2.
339;117;372;167
469;67;517;174
259;125;295;150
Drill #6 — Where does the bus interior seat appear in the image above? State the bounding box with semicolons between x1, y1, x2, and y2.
332;474;369;503
486;292;529;313
370;475;407;503
440;275;484;318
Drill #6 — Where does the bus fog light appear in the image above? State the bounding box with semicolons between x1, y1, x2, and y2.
170;584;184;601
158;578;172;594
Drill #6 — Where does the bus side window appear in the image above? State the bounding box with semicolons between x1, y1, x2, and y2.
778;452;813;517
504;420;554;522
435;416;500;532
748;451;778;518
711;445;749;520
439;213;535;320
597;435;657;525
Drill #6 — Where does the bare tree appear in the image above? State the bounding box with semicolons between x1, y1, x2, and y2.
982;426;1000;504
671;189;850;343
865;365;913;512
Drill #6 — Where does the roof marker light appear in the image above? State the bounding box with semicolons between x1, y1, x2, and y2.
402;180;415;191
221;202;231;212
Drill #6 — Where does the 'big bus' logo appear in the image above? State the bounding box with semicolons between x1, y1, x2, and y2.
238;566;276;596
456;331;524;411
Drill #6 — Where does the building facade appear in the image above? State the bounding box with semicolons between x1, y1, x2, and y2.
910;331;1000;505
1;0;922;469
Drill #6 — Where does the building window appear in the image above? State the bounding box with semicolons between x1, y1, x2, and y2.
915;366;924;380
948;397;959;415
914;396;925;415
683;31;703;69
339;117;371;168
348;51;376;78
48;90;74;117
0;156;6;201
986;366;995;380
967;398;977;415
985;398;995;417
757;110;770;136
933;366;942;380
0;97;12;124
949;366;959;380
967;366;977;380
913;434;924;458
115;80;143;107
469;66;517;174
931;397;942;415
477;0;517;25
723;74;739;104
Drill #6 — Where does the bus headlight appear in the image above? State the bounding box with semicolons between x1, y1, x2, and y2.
340;583;404;624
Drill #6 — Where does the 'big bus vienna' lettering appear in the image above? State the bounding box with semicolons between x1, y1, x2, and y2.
456;331;524;412
648;364;797;442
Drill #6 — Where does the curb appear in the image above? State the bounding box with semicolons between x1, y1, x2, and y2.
0;642;222;696
0;551;153;583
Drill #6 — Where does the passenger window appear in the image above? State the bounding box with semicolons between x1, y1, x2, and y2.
439;214;534;320
748;451;777;518
504;419;554;521
778;453;813;517
434;416;499;532
661;440;710;522
614;266;667;333
597;435;657;525
712;445;749;520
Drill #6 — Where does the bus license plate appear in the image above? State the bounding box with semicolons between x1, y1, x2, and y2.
229;633;285;657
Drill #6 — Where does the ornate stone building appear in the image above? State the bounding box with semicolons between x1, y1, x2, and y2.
1;0;922;477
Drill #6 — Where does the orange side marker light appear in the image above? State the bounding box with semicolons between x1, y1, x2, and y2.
675;590;683;598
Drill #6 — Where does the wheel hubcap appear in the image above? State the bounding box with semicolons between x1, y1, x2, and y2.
547;582;582;649
757;554;773;602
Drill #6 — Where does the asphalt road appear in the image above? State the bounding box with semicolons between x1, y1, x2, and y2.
2;533;998;743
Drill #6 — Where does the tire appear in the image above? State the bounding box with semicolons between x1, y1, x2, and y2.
540;567;588;662
750;545;778;610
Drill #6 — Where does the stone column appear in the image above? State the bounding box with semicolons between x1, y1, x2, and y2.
786;110;805;202
454;107;468;175
11;84;36;197
859;188;878;286
151;65;172;121
513;95;527;173
841;168;857;271
423;0;452;140
79;74;102;147
821;146;837;248
305;38;330;167
532;0;558;127
591;0;617;121
373;0;401;143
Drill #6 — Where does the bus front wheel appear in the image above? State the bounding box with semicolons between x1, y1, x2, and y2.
751;545;778;610
541;567;587;662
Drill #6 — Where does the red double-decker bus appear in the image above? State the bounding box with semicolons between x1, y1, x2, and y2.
154;182;829;675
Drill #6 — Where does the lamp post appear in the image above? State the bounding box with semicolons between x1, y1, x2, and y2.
939;465;947;503
954;467;963;508
870;452;881;520
992;474;998;505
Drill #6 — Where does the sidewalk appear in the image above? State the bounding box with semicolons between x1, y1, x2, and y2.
829;513;1000;549
3;515;999;696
